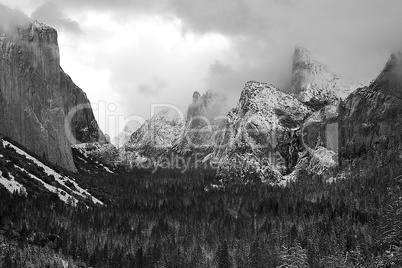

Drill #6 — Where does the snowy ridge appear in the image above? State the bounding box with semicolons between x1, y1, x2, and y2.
1;138;104;206
238;81;312;125
72;143;116;175
14;165;78;205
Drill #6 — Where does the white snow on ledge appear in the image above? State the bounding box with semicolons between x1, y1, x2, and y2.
2;139;104;206
72;143;115;174
15;165;79;206
0;173;27;195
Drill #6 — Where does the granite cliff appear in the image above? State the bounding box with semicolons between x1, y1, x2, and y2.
339;52;402;163
0;11;105;172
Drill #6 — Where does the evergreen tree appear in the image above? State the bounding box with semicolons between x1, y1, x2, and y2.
135;247;144;268
250;240;264;268
217;241;231;268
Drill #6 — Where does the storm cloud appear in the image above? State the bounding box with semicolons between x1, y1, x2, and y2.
31;1;82;35
50;0;402;95
0;4;29;34
2;0;402;136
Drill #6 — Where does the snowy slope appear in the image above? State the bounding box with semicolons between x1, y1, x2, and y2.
0;137;104;206
0;172;26;195
124;108;185;158
72;143;118;175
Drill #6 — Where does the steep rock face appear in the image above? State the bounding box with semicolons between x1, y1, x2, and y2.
59;70;105;144
339;52;402;161
285;103;340;182
302;103;340;153
289;46;357;109
213;81;313;182
0;19;105;172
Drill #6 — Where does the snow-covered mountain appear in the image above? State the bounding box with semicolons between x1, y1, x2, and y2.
289;46;359;109
124;108;185;159
0;136;104;206
206;47;365;183
72;143;119;175
119;46;364;182
120;90;227;167
211;81;313;183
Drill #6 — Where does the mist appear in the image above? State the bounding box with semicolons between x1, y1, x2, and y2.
0;4;29;34
2;0;402;135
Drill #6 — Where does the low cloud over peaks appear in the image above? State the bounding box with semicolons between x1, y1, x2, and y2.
31;1;82;35
4;0;402;131
137;78;168;97
0;4;29;34
209;60;235;77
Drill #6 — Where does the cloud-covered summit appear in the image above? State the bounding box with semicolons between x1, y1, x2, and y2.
31;2;82;35
2;0;402;138
0;4;29;34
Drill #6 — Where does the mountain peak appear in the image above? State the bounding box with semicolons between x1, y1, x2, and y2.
238;81;312;127
289;46;356;108
192;91;201;102
370;51;402;99
125;108;184;154
292;45;328;71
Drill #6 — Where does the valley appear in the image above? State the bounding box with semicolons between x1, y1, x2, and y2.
1;3;402;267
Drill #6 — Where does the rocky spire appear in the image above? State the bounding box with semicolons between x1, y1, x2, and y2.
370;51;402;99
289;46;356;108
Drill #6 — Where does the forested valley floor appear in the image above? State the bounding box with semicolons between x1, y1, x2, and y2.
1;152;402;267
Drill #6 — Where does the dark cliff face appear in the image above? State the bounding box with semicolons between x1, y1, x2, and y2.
339;52;402;161
0;20;105;171
302;103;340;153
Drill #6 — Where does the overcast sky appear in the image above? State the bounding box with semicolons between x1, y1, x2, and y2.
2;0;402;137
